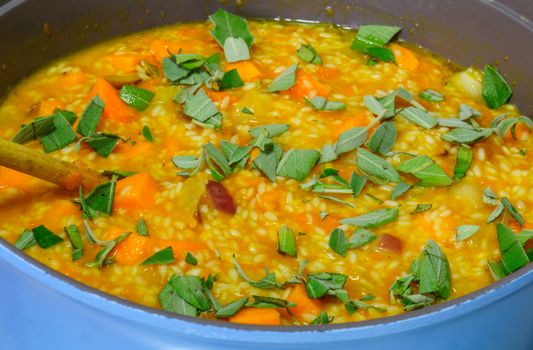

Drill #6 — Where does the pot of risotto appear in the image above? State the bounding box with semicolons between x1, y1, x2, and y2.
0;0;532;349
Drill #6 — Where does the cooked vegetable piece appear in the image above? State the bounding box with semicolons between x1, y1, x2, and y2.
14;229;36;250
378;234;403;254
206;180;237;214
32;225;64;249
482;64;512;109
278;226;297;257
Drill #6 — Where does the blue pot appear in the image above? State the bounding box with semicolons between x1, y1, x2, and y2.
1;1;532;349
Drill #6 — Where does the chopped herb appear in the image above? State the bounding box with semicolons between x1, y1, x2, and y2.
158;275;214;316
163;57;189;82
483;187;499;205
365;46;396;62
487;202;505;223
390;182;412;200
215;297;248;317
417;240;452;298
297;44;322;64
306;96;346;111
350;173;367;197
64;225;84;260
136;218;149;236
183;89;222;128
276;149;320;181
347;228;376;248
487;260;507;281
246;295;295;309
14;229;36;250
399;106;437;129
397;155;453;187
453;145;473;180
220;141;252;166
32;225;63;249
320;195;355;208
318;143;338;164
172;155;201;170
363;95;387;116
203;142;232;180
419;89;445;102
367;121;397;155
396;87;427;111
267;64;298;93
220;69;244;90
209;9;254;48
83;179;116;217
482;64;512;109
241;106;254;114
310;311;334;325
13;110;76;144
305;272;348;301
441;127;492;144
351;25;401;62
411;204;432;214
500;197;524;226
329;228;347;257
223;37;250;63
249;124;290;139
456;225;480;241
356;148;400;184
516;230;533;245
185;252;198;265
142;246;175;265
233;256;281;289
142;125;154;142
76;96;105;137
494;116;532;139
335;127;368;155
119;85;154;111
497;223;529;274
40;113;77;153
82;132;121;158
278;226;297;258
158;276;198;316
436;118;474;129
341;207;399;228
253;145;282;182
459;104;481;120
319;211;328;220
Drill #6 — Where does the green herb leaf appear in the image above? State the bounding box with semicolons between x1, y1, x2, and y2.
163;57;189;82
158;276;198;316
209;9;254;48
318;144;338;164
84;179;116;216
411;204;432;214
172;155;201;169
220;68;244;90
482;64;512;109
249;124;290;138
183;89;221;124
136;218;149;236
356;148;400;184
487;260;507;281
142;125;154;142
167;275;212;311
84;133;120;158
306;96;346;111
351;25;401;62
64;225;84;260
203;142;232;179
335;127;368;155
13;110;76;144
85;230;130;268
365;46;395;62
14;229;36;250
220;141;252;166
241;106;254;115
459;104;481;120
399;107;437;129
32;225;63;249
119;85;154;111
40;113;77;153
453;145;473;180
185;252;198;265
497;223;529;274
350;172;367;197
516;230;533;245
500;197;524;226
297;44;322;64
456;225;480;241
215;297;248;317
310;311;334;325
223;37;250;63
276;149;320;181
390;182;412;200
417;240;452;298
76;96;105;137
267;64;298;93
341;207;399;228
494;116;532;139
278;226;297;257
487;202;505;223
441;127;492;144
142;246;175;265
367;121;396;155
397;155;453;187
305;272;347;299
233;256;281;289
347;228;376;248
329;228;347;257
247;295;295;309
436;118;474;129
419;89;445;102
253;148;279;182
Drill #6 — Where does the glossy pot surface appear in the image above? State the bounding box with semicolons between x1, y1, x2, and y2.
0;1;532;349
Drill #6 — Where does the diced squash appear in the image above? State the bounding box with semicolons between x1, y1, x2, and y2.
57;71;87;87
89;78;138;123
115;140;155;158
149;39;181;63
287;284;322;322
106;227;152;265
285;69;331;99
390;44;419;71
105;54;142;72
0;167;38;191
226;61;262;81
39;99;65;115
332;111;372;139
113;173;161;214
229;307;281;325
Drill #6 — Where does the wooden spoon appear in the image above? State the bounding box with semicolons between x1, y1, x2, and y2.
0;137;106;191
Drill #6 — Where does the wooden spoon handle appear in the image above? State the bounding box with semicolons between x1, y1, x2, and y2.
0;137;106;191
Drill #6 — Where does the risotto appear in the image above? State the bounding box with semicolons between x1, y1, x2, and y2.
0;10;531;326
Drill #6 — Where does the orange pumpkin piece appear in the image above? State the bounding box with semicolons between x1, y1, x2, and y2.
148;39;182;63
229;307;281;325
332;111;372;139
285;69;331;99
105;54;142;72
226;61;262;81
39;99;65;115
106;226;152;265
390;44;419;71
155;239;207;260
0;167;39;191
287;284;322;322
89;78;138;123
113;173;161;214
